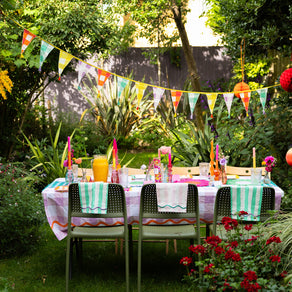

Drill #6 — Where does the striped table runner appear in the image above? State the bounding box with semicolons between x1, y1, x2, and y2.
230;186;263;221
78;182;108;214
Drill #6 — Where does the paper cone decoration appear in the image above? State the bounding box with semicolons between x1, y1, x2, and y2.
21;29;36;57
188;92;199;119
153;87;165;110
223;93;234;118
135;82;148;108
58;51;74;80
171;90;182;114
206;93;218;118
256;88;268;114
97;69;111;94
77;60;91;90
39;41;54;71
239;91;251;116
117;76;129;104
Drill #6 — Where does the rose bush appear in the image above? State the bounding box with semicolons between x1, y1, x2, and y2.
180;213;292;291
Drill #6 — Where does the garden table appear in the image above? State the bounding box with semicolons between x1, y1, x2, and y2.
41;177;284;241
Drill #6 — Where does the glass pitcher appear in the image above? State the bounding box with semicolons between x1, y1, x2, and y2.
91;155;109;182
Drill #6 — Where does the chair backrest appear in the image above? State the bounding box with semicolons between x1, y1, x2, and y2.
226;166;266;176
68;183;127;221
213;186;275;224
139;183;199;221
172;167;200;176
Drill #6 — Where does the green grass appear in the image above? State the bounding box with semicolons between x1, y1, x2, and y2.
119;150;174;169
0;224;198;291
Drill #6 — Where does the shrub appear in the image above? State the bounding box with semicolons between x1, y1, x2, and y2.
0;162;45;257
181;214;292;291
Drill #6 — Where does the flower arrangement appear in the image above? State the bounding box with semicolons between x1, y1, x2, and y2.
262;156;276;173
180;212;292;291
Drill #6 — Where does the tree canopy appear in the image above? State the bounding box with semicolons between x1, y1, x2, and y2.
0;0;135;158
204;0;292;62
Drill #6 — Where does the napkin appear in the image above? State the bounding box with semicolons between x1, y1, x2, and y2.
156;183;188;212
230;186;263;221
78;182;108;214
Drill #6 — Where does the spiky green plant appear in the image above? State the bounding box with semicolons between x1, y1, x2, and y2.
23;123;72;185
81;74;153;140
171;117;214;166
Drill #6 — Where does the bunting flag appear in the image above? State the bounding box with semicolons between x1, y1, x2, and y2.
21;29;36;57
240;91;251;116
135;82;148;108
39;40;54;72
256;88;268;114
206;93;218;118
117;76;129;104
77;60;91;90
171;90;182;115
188;92;200;119
223;93;234;118
58;51;74;80
97;69;111;94
153;87;165;110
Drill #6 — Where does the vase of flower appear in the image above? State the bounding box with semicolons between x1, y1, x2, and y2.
65;168;74;183
219;157;228;185
262;156;276;185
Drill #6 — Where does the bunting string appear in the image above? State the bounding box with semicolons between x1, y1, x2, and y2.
2;11;281;118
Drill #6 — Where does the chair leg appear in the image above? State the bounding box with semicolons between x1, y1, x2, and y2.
66;237;73;292
115;238;118;255
125;235;130;292
173;239;177;254
165;239;169;255
120;239;124;255
137;233;143;292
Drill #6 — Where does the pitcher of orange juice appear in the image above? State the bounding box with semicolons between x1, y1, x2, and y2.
91;155;109;182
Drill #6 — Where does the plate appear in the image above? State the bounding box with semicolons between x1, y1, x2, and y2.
55;186;69;192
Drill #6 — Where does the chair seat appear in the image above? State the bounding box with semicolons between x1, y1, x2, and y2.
71;226;126;238
141;224;197;240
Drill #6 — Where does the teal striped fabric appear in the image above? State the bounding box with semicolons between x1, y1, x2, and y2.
230;186;263;221
78;182;108;214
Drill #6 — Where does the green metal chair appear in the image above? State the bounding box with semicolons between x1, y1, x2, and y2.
209;186;275;237
66;183;129;292
137;183;200;292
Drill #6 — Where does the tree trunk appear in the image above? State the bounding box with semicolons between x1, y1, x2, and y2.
171;1;204;130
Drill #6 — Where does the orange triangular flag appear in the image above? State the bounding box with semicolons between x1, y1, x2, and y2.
240;92;251;116
97;69;111;94
171;90;182;114
21;29;36;57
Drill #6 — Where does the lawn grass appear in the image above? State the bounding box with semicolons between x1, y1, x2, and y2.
0;224;196;291
0;151;200;291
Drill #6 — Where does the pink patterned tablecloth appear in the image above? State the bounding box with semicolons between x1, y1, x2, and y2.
42;178;283;240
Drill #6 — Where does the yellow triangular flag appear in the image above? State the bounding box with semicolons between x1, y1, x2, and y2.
206;93;218;118
135;82;148;108
58;51;74;80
